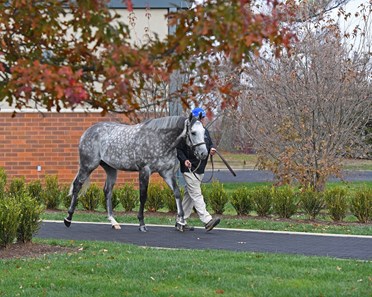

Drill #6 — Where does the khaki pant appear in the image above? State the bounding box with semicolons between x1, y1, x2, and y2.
182;172;212;225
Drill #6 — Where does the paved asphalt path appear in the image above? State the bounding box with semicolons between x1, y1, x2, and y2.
203;169;372;183
36;221;372;260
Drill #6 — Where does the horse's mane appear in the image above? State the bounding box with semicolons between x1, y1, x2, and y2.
142;116;186;131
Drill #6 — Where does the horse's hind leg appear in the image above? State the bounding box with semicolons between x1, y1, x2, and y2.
64;168;91;227
137;166;151;232
100;161;120;230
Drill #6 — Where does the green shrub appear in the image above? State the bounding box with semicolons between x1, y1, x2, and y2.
0;198;20;247
324;188;348;222
162;186;177;213
80;183;103;211
230;187;253;215
272;186;298;219
206;180;228;215
299;188;325;220
146;183;164;212
15;193;44;243
117;183;138;212
42;175;61;209
251;186;272;217
27;180;43;203
60;185;72;210
350;187;371;223
0;167;7;200
9;177;26;197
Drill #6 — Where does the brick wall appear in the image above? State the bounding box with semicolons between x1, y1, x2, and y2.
0;112;161;186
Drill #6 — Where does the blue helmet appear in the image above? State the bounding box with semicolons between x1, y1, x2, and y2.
191;107;206;118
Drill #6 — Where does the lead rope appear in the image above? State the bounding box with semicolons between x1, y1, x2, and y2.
188;149;236;183
188;154;215;183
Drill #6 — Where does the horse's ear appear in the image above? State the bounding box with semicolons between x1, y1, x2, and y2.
188;112;193;122
198;112;203;121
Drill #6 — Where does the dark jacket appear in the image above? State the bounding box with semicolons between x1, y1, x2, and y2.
177;129;213;174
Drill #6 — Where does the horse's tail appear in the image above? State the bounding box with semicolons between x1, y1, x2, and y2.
68;175;90;197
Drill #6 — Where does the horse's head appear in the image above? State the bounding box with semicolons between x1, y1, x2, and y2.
186;112;209;160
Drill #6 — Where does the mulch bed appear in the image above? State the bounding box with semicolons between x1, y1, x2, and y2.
0;242;76;260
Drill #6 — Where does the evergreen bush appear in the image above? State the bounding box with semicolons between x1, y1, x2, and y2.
80;183;103;211
0;167;7;200
251;186;273;217
324;188;348;222
162;185;177;213
15;193;44;243
9;177;26;197
0;198;20;247
350;187;371;223
117;183;138;212
230;187;253;215
27;179;43;203
206;180;228;215
272;186;298;219
146;183;164;212
299;188;325;220
42;175;61;209
61;185;72;210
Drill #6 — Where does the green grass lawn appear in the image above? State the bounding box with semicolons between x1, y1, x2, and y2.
1;239;371;297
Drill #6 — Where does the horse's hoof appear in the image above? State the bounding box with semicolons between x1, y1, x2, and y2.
64;218;71;228
112;224;121;230
139;225;148;232
175;223;184;232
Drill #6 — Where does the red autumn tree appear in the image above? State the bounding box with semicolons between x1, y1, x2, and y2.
0;0;295;116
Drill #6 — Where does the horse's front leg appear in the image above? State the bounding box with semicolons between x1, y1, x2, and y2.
138;166;151;232
160;170;185;231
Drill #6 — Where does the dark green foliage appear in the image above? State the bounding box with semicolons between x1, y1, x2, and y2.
26;179;43;203
230;187;253;215
8;177;26;197
162;186;177;213
117;184;138;212
0;167;7;200
350;187;371;223
42;175;61;209
146;183;164;212
14;193;44;243
206;180;228;215
0;198;20;247
324;188;349;222
272;186;298;219
299;188;325;220
60;185;72;209
251;186;273;217
80;183;103;211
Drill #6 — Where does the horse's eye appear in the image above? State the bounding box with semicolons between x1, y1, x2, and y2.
191;132;196;136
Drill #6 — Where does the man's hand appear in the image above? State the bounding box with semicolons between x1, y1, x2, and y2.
210;148;217;156
185;160;192;168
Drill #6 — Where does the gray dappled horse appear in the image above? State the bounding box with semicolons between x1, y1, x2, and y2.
64;113;208;232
